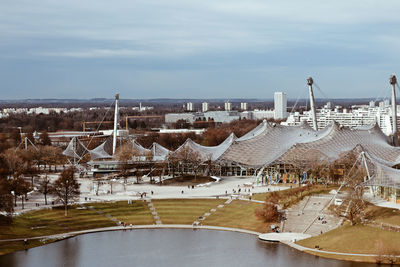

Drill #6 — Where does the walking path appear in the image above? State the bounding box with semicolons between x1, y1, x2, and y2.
0;224;261;243
2;223;398;260
283;194;340;236
193;198;232;225
146;198;162;225
283;241;400;258
13;176;285;214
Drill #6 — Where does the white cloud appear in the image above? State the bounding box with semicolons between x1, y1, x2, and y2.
36;49;151;58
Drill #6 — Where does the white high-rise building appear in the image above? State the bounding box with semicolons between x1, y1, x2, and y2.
224;101;232;111
369;101;375;108
274;92;287;120
240;102;248;110
202;102;209;112
186;102;193;111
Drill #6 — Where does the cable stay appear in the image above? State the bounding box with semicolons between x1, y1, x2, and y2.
290;84;308;113
76;99;116;165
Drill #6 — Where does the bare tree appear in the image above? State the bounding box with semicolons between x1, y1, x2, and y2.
333;151;368;225
255;203;281;223
168;147;202;178
10;177;30;209
41;146;64;172
38;174;51;205
40;131;52;146
116;144;138;182
0;179;13;219
1;148;23;179
52;167;80;216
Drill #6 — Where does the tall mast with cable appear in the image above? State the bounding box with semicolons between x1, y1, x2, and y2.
307;77;318;130
112;93;120;155
390;75;398;146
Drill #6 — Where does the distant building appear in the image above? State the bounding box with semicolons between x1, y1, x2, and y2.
202;102;209;112
165;113;195;124
186;102;193;111
224;101;232;111
240;102;248;111
282;100;400;135
165;111;240;124
369;101;375;108
274;92;287;120
252;110;275;120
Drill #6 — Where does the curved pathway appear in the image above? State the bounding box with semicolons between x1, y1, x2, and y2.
0;224;261;243
283;241;400;258
1;224;399;259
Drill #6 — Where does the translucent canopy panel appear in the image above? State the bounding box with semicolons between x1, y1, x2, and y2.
219;121;400;167
151;142;170;161
171;133;237;162
62;137;88;159
364;152;400;189
89;141;113;160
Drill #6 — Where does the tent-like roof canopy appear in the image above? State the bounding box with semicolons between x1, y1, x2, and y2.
171;133;237;161
73;120;400;172
218;121;400;167
364;152;400;189
151;142;170;161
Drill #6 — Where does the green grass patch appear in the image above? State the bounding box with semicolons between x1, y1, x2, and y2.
0;239;53;256
204;200;269;233
365;204;400;226
297;224;400;255
88;201;154;225
252;184;336;208
152;199;224;224
0;206;115;241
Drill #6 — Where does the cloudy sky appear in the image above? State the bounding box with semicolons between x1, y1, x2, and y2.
1;0;400;99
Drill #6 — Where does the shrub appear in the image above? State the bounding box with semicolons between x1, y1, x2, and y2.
255;203;281;223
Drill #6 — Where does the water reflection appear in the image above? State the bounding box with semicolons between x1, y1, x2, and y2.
0;229;378;267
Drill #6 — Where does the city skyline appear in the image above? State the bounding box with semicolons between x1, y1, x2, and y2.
1;1;400;99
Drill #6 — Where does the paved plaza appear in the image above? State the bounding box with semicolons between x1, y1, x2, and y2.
282;194;341;236
13;174;287;213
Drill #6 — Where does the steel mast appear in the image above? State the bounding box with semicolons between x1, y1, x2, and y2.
112;93;120;155
307;77;318;130
390;75;398;146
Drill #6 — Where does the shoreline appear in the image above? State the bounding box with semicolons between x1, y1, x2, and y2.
1;223;397;264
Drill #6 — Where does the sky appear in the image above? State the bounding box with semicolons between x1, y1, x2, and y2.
1;0;400;100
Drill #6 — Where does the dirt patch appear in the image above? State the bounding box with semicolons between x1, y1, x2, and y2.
159;175;215;186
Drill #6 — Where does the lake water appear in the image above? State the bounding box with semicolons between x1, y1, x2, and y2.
0;229;377;267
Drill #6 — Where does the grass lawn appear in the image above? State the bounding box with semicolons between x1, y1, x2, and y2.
0;206;115;241
297;224;400;255
0;239;53;256
252;184;336;207
152;199;224;224
203;200;269;233
304;251;378;264
365;204;400;226
88;201;154;225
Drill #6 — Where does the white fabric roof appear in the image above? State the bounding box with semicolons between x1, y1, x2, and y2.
88;141;112;160
364;152;400;189
219;121;400;167
172;133;237;161
151;142;170;161
62;137;88;159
